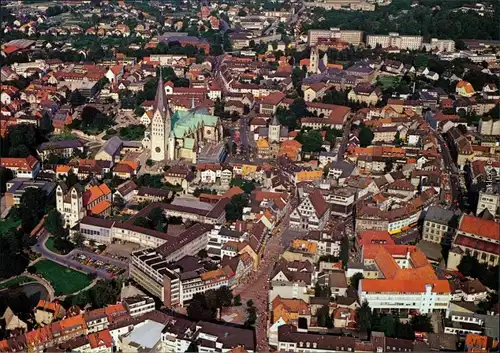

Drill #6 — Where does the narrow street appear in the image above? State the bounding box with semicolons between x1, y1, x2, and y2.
233;206;301;351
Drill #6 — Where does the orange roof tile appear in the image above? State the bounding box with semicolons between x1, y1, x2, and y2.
459;215;500;241
361;279;451;293
56;165;71;173
90;200;111;215
88;330;113;348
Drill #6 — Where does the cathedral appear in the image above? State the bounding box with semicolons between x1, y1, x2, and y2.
142;75;223;163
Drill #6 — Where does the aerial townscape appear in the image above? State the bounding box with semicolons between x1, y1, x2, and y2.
0;0;500;352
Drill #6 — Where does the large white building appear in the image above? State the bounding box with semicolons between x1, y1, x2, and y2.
366;32;423;50
358;244;451;314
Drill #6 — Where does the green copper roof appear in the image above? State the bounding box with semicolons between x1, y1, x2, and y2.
171;110;218;139
184;137;195;150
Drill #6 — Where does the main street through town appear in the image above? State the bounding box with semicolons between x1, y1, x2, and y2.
233;201;299;352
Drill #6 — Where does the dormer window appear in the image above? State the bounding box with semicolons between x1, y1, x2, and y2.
299;342;303;347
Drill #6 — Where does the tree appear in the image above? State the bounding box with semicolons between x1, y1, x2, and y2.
69;89;86;106
146;159;153;167
197;249;208;258
217;286;233;307
72;232;85;248
65;170;79;188
356;301;372;332
290;98;309;119
299;130;323;152
187;293;216;321
45;209;66;239
457;255;478;277
316;305;333;328
224;194;249;221
245;305;257;327
410;315;433;332
350;273;364;290
113;194;125;209
247;299;254;307
379;314;396;337
314;282;331;298
186;342;198;352
20;188;46;233
233;294;242;306
394;131;403;146
359;125;374;147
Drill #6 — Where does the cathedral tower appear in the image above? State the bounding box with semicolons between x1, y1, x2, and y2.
150;73;172;162
268;115;281;143
309;46;319;74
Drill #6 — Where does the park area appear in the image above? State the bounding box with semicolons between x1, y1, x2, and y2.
33;260;91;296
0;218;21;236
0;276;35;290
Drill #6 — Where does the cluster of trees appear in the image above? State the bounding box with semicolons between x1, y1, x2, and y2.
119;124;146;141
457;255;499;291
304;0;500;41
356;301;433;339
44;209;75;254
225;194;250;221
0;124;47;158
187;286;233;321
276;99;311;131
193;188;217;197
69;106;114;135
46;5;70;17
295;130;324;153
230;178;256;194
64;278;122;308
133;207;168;233
359;124;374;147
245;299;257;327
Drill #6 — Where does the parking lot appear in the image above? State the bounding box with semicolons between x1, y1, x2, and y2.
71;253;126;278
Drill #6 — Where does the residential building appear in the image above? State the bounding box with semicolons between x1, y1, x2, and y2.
34;300;65;327
348;83;382;106
290;190;331;231
0;155;40;178
366;33;423;50
269;259;314;304
38;140;85;161
422;206;458;245
277;325;356;352
476;191;499;219
5;179;56;208
421;38;455;52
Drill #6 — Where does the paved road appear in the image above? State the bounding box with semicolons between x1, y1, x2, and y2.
434;131;461;210
32;231;127;279
233;204;302;351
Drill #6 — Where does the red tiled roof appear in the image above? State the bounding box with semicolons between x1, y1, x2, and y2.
459;215;500;241
454;235;500;255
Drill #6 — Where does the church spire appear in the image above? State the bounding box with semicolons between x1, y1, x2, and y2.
153;67;169;116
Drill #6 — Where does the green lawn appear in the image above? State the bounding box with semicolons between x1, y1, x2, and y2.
34;260;91;296
0;218;21;236
0;276;35;290
377;76;400;90
45;237;60;254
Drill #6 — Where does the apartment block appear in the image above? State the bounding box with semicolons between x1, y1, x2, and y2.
366;32;423;50
422;206;459;245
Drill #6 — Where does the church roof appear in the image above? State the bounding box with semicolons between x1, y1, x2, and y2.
172;110;218;139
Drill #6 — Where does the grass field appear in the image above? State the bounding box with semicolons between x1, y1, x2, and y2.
377;76;400;90
45;237;60;254
0;218;21;236
0;276;35;290
34;260;91;295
